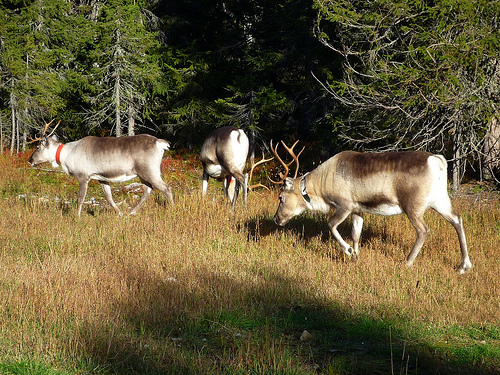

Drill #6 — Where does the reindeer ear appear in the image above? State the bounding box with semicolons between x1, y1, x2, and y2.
284;178;294;191
50;134;59;142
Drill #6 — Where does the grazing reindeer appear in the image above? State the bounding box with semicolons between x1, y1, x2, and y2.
200;126;249;208
271;142;472;273
28;120;174;216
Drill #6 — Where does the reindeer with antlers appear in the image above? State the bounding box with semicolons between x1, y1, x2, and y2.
28;120;174;216
271;141;472;273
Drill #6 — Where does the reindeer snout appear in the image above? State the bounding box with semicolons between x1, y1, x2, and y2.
28;150;38;166
28;156;40;167
273;214;287;226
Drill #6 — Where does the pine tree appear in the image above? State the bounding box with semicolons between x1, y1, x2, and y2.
83;0;164;137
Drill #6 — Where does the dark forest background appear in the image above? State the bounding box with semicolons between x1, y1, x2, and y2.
1;0;499;187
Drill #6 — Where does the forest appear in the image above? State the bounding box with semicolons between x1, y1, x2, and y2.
1;0;500;187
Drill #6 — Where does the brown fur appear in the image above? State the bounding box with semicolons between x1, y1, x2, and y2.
340;151;432;179
273;150;472;273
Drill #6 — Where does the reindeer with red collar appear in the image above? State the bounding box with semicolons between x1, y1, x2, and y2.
28;120;174;216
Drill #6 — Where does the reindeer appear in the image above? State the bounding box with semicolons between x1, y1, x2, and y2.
271;141;472;273
200;126;250;208
28;120;174;216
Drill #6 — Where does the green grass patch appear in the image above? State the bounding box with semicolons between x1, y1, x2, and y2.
0;360;72;375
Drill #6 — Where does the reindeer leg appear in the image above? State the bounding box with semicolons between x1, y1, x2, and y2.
135;174;174;213
100;182;122;216
328;208;355;258
230;171;248;208
202;170;210;196
351;213;364;260
224;175;237;207
76;178;89;217
242;173;248;205
451;215;472;273
152;180;174;206
452;216;472;273
230;177;239;209
432;202;472;273
129;184;153;215
405;210;430;268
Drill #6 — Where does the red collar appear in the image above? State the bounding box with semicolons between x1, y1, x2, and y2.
56;144;64;164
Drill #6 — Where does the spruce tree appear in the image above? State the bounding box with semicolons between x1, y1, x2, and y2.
83;0;164;137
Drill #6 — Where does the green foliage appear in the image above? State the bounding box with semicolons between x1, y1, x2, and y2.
214;84;291;132
80;0;166;134
1;0;499;176
313;0;500;161
1;0;338;151
159;0;337;145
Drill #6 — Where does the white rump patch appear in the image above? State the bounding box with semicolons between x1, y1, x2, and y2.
426;155;451;208
157;139;171;151
229;129;249;170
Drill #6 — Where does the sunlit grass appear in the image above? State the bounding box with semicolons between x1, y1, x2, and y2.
0;151;499;374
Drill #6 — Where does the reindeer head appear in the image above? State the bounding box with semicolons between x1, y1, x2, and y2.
270;140;307;226
28;120;61;167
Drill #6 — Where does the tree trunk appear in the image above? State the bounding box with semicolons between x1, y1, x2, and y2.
22;127;27;152
16;112;20;154
452;123;462;192
10;105;16;155
89;0;101;21
128;105;135;136
482;116;500;182
115;74;122;137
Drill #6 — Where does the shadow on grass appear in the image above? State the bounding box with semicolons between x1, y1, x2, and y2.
75;255;497;375
244;212;388;261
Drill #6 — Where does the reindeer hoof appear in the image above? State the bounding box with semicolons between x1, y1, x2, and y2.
459;261;472;274
345;247;357;261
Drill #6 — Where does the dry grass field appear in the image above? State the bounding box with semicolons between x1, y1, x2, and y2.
0;150;499;374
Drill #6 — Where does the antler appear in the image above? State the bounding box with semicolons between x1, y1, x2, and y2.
269;140;305;184
29;119;61;143
248;151;274;191
46;120;61;137
42;119;55;135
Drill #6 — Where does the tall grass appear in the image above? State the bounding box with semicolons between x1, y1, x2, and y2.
0;151;499;374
